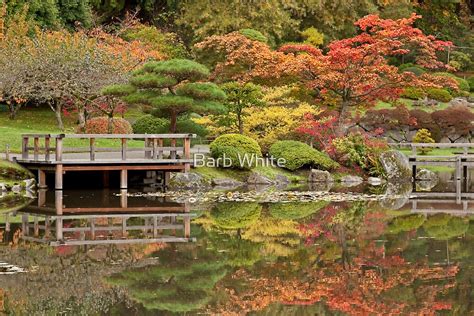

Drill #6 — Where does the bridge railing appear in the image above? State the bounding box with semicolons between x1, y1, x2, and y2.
20;133;196;163
389;143;474;156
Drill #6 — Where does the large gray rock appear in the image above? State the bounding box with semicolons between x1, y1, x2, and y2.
449;97;474;108
212;178;244;189
275;174;290;184
368;177;383;186
340;175;363;186
380;150;411;181
413;97;438;107
308;169;333;183
247;172;274;185
169;172;209;189
415;168;439;191
379;181;413;210
416;168;438;181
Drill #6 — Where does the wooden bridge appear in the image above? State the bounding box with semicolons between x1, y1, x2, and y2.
14;133;196;190
390;143;474;181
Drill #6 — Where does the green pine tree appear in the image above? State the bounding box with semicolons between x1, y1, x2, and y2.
111;59;226;132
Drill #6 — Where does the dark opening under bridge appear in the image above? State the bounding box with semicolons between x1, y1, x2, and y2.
14;133;196;190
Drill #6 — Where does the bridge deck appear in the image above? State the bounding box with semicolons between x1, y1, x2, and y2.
15;133;196;190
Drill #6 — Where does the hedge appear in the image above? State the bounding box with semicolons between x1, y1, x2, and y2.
210;134;262;169
269;140;338;171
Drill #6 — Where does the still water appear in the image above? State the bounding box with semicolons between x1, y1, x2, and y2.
0;174;473;315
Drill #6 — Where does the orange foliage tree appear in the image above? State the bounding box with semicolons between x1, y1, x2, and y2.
278;14;457;132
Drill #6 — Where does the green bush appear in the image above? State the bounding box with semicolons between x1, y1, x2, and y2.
210;134;262;169
132;115;208;137
423;214;470;240
398;63;415;71
269;140;338;171
211;202;262;230
401;66;426;76
132;115;168;134
426;88;452;102
400;87;426;100
238;29;268;43
433;72;470;92
387;214;426;234
467;76;474;92
269;201;328;220
412;128;435;155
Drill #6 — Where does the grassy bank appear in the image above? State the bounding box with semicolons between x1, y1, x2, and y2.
0;106;144;153
194;165;306;183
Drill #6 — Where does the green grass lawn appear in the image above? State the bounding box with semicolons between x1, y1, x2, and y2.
353;98;453;115
0;106;145;153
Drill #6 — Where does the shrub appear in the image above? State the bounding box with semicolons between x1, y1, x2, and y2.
211;202;262;230
238;29;268;43
398;63;415;71
401;66;426;76
423;213;470;240
132;115;168;134
332;133;388;176
133;115;209;137
426;88;452;102
269;140;338;171
467;76;474;92
412;128;435;155
448;51;473;71
83;117;132;134
433;72;470;92
409;109;442;142
400;87;426;100
431;105;474;142
210;134;262;169
387;214;426;234
269;201;328;220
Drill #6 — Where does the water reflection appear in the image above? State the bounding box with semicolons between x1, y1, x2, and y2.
0;175;473;315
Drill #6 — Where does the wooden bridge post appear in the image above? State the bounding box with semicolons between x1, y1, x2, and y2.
55;164;63;190
184;136;191;172
38;169;47;189
45;136;51;161
120;169;128;189
21;136;29;159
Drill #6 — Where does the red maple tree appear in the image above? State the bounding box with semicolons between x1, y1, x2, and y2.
279;14;457;132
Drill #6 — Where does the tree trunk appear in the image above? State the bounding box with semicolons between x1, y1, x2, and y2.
170;113;177;133
107;116;114;134
7;104;19;120
77;107;86;132
337;101;349;136
238;115;243;134
53;102;64;131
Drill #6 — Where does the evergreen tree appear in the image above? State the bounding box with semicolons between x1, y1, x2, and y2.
116;59;226;132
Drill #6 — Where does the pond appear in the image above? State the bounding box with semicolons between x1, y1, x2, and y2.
0;172;473;315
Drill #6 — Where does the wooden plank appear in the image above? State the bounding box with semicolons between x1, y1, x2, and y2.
60;206;188;213
18;159;193;165
47;237;196;246
120;169;127;189
58;133;197;139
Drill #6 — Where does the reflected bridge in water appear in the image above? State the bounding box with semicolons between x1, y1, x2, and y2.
2;189;196;246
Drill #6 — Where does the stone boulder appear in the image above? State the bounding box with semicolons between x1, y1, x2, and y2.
340;175;363;187
247;172;274;185
275;174;290;184
413;97;438;107
212;178;244;189
308;169;333;183
379;181;413;210
415;168;438;191
368;177;383;186
449;97;474;108
380;150;411;181
168;172;209;190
